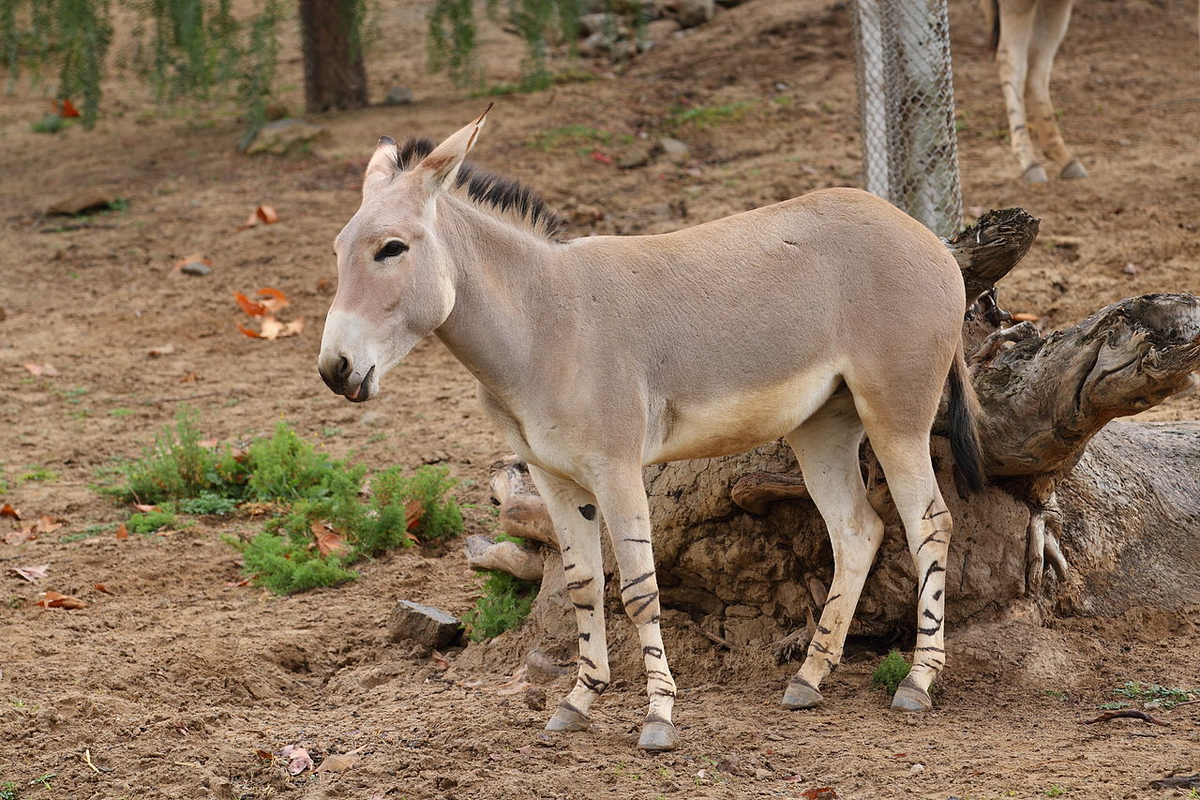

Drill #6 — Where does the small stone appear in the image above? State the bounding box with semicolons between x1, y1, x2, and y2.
616;145;652;169
658;136;690;162
524;686;547;711
1123;262;1140;275
908;763;926;776
44;191;115;216
386;600;462;651
669;0;715;29
384;86;414;106
179;260;212;276
359;410;389;427
244;119;331;156
579;31;616;57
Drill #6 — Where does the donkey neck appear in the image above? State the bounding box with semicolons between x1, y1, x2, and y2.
433;195;567;398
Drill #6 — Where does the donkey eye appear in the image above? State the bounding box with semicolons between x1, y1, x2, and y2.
375;240;408;261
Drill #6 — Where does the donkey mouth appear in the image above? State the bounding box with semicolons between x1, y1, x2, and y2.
345;365;376;403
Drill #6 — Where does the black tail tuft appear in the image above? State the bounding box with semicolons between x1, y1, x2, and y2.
987;0;1000;53
948;346;987;493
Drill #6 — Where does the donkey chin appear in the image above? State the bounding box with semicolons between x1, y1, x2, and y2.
317;313;417;403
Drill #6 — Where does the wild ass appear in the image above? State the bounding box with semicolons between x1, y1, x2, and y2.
984;0;1087;182
318;109;985;752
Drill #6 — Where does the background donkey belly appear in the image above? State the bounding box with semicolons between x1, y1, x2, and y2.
644;366;842;464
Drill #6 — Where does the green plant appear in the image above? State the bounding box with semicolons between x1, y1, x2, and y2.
1045;785;1065;797
126;509;177;534
871;650;911;695
30;113;66;133
106;409;244;504
1113;681;1199;709
528;124;614;152
175;492;237;515
0;780;17;800
19;466;58;482
462;571;539;641
669;101;751;129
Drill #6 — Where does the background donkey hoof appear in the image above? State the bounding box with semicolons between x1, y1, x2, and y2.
544;703;591;732
1060;159;1088;179
781;678;823;710
638;719;678;751
1022;163;1050;184
890;680;933;713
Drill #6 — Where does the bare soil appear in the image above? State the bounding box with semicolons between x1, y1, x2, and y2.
1;0;1198;797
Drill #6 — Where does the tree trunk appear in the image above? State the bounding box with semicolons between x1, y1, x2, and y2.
467;209;1200;663
298;0;368;113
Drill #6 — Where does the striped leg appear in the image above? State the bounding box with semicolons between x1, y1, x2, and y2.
594;469;678;751
868;435;953;712
996;0;1045;181
528;465;610;733
1026;0;1084;178
782;391;885;708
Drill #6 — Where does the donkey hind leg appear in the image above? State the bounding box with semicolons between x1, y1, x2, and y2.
527;465;610;733
782;389;885;710
996;0;1046;182
593;468;678;751
866;431;954;712
1026;0;1085;178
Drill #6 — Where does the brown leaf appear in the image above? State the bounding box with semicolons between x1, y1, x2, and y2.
255;287;289;314
278;744;313;775
36;590;86;609
256;315;304;341
147;344;175;357
312;522;349;557
180;372;198;383
236;322;262;339
3;527;37;545
1011;312;1040;323
405;498;423;531
10;564;49;582
93;584;113;594
801;788;838;800
23;363;59;377
115;522;128;540
133;504;157;513
315;750;362;774
234;291;267;318
0;504;19;520
254;749;273;760
36;516;62;534
431;650;450;670
256;205;280;225
57;99;81;118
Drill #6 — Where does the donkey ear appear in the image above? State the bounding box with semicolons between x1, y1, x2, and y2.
363;135;399;197
415;103;493;194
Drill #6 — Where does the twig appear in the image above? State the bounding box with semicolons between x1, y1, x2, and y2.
1169;698;1200;707
688;620;733;650
1081;709;1170;726
145;390;226;405
82;748;101;774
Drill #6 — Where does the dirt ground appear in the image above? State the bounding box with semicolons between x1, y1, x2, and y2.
1;0;1198;797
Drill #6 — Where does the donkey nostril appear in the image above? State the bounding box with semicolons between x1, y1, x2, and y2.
336;355;351;378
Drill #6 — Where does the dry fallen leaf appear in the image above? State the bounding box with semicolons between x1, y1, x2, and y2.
238;205;281;231
56;99;81;118
430;650;450;670
23;363;59;377
3;527;36;546
255;287;289;313
9;564;49;582
132;504;157;513
36;590;86;609
405;498;423;531
278;744;313;775
115;522;128;540
315;748;363;774
1011;312;1040;323
0;504;19;520
93;583;113;595
234;292;267;317
312;522;349;557
36;516;62;534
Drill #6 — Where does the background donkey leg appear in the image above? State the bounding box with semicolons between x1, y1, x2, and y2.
781;391;885;709
866;432;953;713
1026;0;1085;178
594;468;678;751
528;465;610;733
996;0;1046;181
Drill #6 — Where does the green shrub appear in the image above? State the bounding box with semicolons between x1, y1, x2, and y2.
244;421;365;502
175;492;238;515
871;650;912;694
0;780;18;800
463;571;539;641
374;465;463;543
127;509;177;534
239;529;357;594
31;114;66;134
108;409;244;504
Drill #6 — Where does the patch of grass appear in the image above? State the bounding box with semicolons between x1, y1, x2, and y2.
1113;681;1199;709
31;114;66;134
669;101;751;129
1045;785;1065;797
871;650;911;694
61;524;113;542
127;510;178;534
528;125;614;153
19;467;58;483
175;492;238;516
0;780;17;800
462;571;539;641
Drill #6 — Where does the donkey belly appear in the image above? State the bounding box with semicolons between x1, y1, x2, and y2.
644;365;841;464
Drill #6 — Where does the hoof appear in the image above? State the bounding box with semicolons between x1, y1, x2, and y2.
638;719;678;751
1022;163;1049;184
544;703;591;733
891;680;932;713
781;678;823;710
1060;158;1088;179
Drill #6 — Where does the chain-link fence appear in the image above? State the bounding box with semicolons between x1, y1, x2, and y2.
853;0;962;238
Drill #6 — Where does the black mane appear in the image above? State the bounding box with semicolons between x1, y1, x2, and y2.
392;137;565;241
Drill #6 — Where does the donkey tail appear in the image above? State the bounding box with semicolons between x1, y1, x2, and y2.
947;340;987;492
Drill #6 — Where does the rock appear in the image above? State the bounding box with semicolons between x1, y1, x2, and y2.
579;12;619;36
524;686;547;711
908;763;926;776
669;0;715;28
658;136;690;162
464;534;545;581
386;600;462;651
244;119;331;156
524;649;570;682
44;191;114;216
179;260;212;277
358;410;389;427
579;31;616;57
617;144;652;169
383;86;414;106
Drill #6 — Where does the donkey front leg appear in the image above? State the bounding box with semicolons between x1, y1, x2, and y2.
527;465;610;733
996;0;1047;182
594;468;678;752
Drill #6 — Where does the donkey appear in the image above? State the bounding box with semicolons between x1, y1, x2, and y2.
318;109;985;752
984;0;1087;182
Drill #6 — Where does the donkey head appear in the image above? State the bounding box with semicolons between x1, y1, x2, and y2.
317;107;491;402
